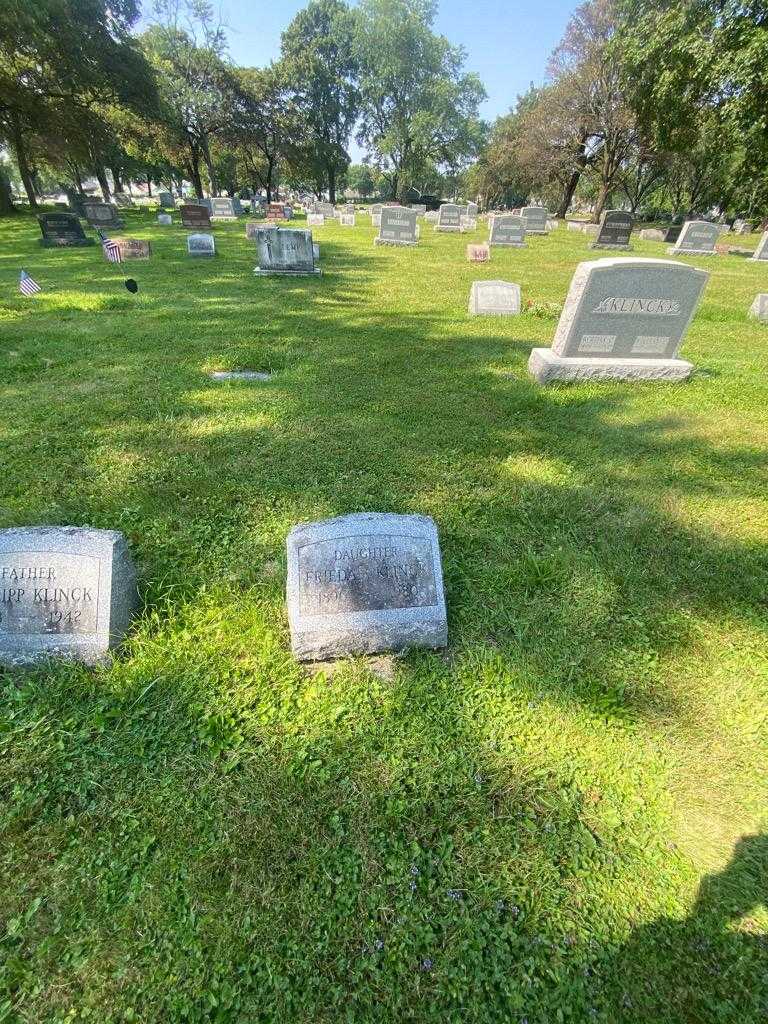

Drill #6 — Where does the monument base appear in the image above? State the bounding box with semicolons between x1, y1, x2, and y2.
254;267;321;276
374;237;417;246
528;348;694;384
589;243;633;250
666;247;717;256
489;242;526;248
434;226;461;232
525;230;549;235
40;239;95;247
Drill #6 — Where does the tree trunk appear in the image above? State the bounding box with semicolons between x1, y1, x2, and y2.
146;175;153;197
10;113;37;209
0;166;16;215
188;148;205;199
111;167;123;193
593;180;611;223
328;164;336;204
265;155;275;203
556;169;582;218
200;134;217;196
96;167;111;202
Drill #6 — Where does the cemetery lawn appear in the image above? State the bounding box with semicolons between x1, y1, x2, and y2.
1;209;768;1024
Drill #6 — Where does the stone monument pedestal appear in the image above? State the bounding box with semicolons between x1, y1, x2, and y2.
528;347;694;384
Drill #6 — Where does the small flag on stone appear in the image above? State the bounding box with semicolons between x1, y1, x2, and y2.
19;270;41;296
97;229;122;263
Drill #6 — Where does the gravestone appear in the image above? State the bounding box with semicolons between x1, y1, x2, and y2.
197;198;213;213
65;191;86;217
245;220;264;240
317;202;335;219
232;197;244;216
669;220;719;256
468;280;521;317
112;193;134;208
732;219;751;235
370;204;383;216
424;211;439;223
115;238;151;259
467;202;479;219
307;213;325;227
0;526;137;666
411;204;427;216
528;257;708;383
547;219;559;231
250;200;265;218
748;294;768;323
253;227;319;275
460;215;478;231
489;215;526;247
211;197;237;220
567;221;584;232
267;202;286;221
521;206;549;234
283;205;293;220
640;228;664;241
158;191;175;208
592;211;634;249
38;212;94;247
83;202;124;230
187;232;215;256
339;213;356;226
286;512;447;661
435;203;462;232
749;231;768;261
180;204;212;229
371;213;381;227
466;243;490;262
157;213;172;226
662;225;682;244
375;206;418;246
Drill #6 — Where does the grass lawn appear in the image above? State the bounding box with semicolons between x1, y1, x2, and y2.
0;208;767;1023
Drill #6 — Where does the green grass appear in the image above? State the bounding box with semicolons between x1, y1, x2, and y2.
0;208;767;1024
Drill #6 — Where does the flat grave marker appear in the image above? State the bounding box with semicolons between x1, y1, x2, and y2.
115;238;151;259
286;513;448;661
0;526;137;666
528;257;708;383
466;243;490;262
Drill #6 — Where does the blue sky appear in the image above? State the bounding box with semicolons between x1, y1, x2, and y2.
140;0;576;158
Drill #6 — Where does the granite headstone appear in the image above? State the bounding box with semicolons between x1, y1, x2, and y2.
669;221;719;255
435;203;462;232
592;210;634;249
468;280;521;316
187;232;215;256
521;206;549;234
253;227;318;275
489;215;526;247
375;206;418;246
180;204;212;229
37;213;94;247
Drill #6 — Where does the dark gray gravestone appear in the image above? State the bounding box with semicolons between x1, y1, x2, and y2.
0;526;137;666
38;212;94;247
180;204;212;229
83;202;124;230
158;191;175;208
211;197;237;220
528;257;708;383
749;231;768;262
375;206;418;246
253;227;318;275
592;210;634;249
663;225;682;244
521;206;549;234
187;232;215;256
669;220;719;256
489;215;526;247
232;197;244;216
286;513;447;661
435;203;461;231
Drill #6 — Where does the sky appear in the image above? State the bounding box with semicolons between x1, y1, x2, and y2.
140;0;576;160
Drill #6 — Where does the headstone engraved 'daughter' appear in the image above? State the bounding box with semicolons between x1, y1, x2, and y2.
591;210;634;249
489;215;526;247
528;257;708;384
669;220;719;256
375;206;418;246
286;513;448;661
0;526;137;666
37;212;94;247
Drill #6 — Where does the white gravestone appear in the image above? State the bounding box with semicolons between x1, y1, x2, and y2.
307;213;325;227
528;257;708;384
749;231;768;261
669;220;719;256
187;232;215;256
286;513;447;661
640;229;664;241
253;227;319;275
211;197;237;220
468;280;521;317
467;202;479;218
489;215;526;248
748;294;768;323
339;213;356;226
435;203;462;232
521;206;549;234
0;527;137;666
157;213;172;226
375;206;418;246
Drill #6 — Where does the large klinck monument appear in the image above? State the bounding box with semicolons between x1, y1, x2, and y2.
286;513;447;661
528;257;708;384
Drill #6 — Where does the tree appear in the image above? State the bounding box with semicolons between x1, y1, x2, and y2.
346;163;376;198
354;0;486;200
281;0;359;203
0;0;157;210
222;66;291;203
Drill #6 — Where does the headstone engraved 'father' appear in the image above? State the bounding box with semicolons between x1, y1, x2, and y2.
435;203;462;232
38;213;94;247
180;204;212;229
211;197;237;220
592;210;634;249
375;206;418;246
489;215;526;247
253;227;319;275
0;527;137;666
749;231;768;262
286;513;447;660
528;257;708;383
669;220;719;256
520;206;549;234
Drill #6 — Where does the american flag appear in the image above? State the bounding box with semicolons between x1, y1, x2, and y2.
19;270;41;296
97;229;122;263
